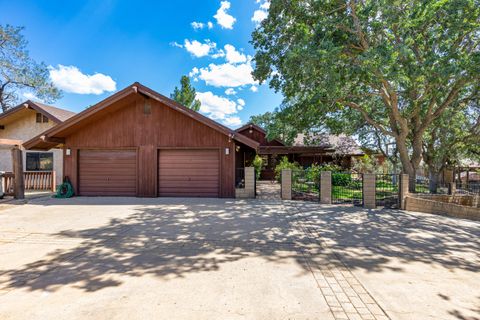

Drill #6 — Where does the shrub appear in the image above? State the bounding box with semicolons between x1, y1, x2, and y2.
332;173;352;186
252;155;264;180
274;156;301;181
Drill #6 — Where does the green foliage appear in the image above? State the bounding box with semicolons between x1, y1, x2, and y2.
252;155;264;180
274;156;301;181
0;24;61;112
170;75;201;111
251;0;480;179
332;173;352;187
352;155;383;173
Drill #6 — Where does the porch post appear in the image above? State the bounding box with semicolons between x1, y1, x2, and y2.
363;174;376;209
244;167;255;198
0;171;4;199
281;169;292;200
320;171;331;204
12;146;25;199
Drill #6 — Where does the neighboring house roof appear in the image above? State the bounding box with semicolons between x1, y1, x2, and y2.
235;123;286;146
0;100;75;124
294;133;364;155
24;82;260;151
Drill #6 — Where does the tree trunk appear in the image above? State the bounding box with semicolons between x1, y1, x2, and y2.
428;168;439;194
395;134;418;192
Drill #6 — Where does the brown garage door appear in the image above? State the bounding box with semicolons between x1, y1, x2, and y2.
158;149;219;197
78;150;137;196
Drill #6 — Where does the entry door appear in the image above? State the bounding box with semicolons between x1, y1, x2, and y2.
78;150;137;196
158;149;219;197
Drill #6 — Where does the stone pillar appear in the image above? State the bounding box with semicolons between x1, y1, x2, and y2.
448;182;456;195
363;173;376;209
399;173;410;210
320;171;331;204
244;167;255;198
281;169;292;200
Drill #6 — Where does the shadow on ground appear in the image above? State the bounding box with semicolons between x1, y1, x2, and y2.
290;201;480;273
0;199;315;293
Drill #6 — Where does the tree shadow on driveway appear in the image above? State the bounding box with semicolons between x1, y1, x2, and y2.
0;198;315;293
289;201;480;273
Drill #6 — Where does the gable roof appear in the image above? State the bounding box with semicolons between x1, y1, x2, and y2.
235;123;286;146
23;82;259;150
0;100;75;124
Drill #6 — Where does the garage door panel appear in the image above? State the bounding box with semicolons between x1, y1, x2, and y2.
79;150;136;196
158;149;219;197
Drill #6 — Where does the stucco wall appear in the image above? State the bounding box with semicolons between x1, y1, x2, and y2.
0;110;63;185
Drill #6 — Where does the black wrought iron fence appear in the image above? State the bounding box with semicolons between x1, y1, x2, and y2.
414;178;449;194
375;174;399;208
455;182;480;195
292;169;320;201
331;173;363;205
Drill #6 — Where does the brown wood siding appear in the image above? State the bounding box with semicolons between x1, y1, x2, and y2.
78;150;137;196
158;149;219;197
63;95;235;197
237;127;284;146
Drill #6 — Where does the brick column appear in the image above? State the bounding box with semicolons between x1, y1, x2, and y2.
363;173;376;209
281;169;292;200
399;173;409;210
244;167;255;198
320;171;331;204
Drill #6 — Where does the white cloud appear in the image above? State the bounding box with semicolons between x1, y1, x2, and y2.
211;49;225;59
224;44;247;64
252;10;268;23
207;21;214;29
225;88;237;95
252;1;270;24
170;41;183;48
184;39;216;57
223;116;242;126
49;65;116;95
250;85;258;92
196;62;257;87
237;98;245;106
214;1;236;29
196;91;242;120
23;92;44;102
191;22;205;30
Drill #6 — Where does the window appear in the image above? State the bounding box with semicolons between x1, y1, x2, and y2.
36;113;49;123
26;152;53;171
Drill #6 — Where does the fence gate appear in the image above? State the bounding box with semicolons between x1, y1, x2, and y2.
331;173;363;206
292;169;319;201
375;174;400;208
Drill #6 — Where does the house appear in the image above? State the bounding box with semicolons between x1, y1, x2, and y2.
235;123;365;180
24;83;259;198
0;101;75;186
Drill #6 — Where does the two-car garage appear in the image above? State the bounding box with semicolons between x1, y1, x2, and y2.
24;83;259;198
78;149;220;197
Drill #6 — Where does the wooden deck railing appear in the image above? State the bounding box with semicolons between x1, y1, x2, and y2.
24;171;56;191
1;171;56;194
2;172;15;196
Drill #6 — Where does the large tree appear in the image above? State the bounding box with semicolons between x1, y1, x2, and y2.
422;103;480;191
252;0;480;190
0;24;61;112
170;75;201;111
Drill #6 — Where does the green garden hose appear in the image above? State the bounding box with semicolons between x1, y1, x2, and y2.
54;180;74;198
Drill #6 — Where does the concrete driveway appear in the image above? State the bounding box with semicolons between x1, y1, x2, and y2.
291;201;480;320
0;197;478;320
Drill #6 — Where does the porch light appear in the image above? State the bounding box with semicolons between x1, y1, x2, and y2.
225;147;230;155
235;145;240;152
66;148;71;156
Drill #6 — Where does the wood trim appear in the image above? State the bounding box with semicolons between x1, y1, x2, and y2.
0;138;23;146
23;83;260;151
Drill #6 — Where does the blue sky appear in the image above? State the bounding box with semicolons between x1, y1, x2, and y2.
0;0;281;127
